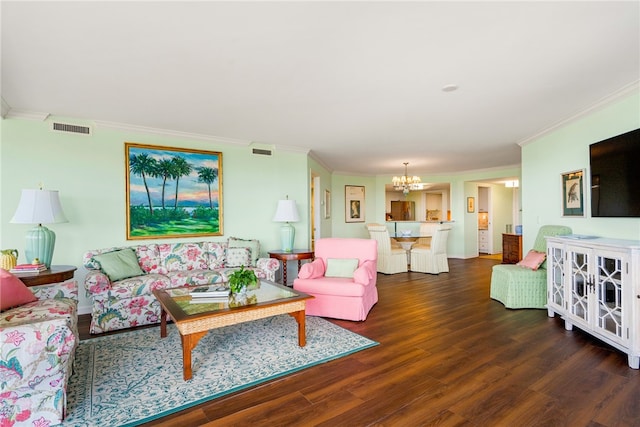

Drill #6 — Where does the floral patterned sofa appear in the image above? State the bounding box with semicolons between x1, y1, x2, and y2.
0;277;78;426
82;239;279;334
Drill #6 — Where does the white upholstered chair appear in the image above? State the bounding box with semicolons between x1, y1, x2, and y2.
412;222;438;249
410;224;452;274
366;224;408;274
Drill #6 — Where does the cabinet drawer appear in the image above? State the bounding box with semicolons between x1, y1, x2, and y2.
478;230;489;252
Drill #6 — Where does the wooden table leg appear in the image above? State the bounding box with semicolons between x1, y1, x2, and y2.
180;331;208;380
288;310;306;347
282;262;288;286
160;306;167;338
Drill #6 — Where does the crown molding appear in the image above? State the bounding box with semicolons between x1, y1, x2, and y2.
4;108;50;121
93;120;251;145
273;143;310;154
308;151;333;173
518;80;640;147
1;97;11;119
94;121;310;154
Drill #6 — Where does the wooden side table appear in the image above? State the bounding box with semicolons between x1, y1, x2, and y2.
268;250;314;286
13;265;77;287
502;234;523;264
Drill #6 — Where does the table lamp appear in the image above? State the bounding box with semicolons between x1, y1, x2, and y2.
10;189;68;268
272;197;300;252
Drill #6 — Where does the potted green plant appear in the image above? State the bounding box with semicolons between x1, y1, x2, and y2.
228;266;258;294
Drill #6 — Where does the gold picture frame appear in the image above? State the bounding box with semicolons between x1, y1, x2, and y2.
125;142;223;239
467;197;475;213
324;189;331;219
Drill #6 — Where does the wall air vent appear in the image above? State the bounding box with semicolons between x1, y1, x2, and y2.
51;122;92;135
249;142;274;157
252;148;272;156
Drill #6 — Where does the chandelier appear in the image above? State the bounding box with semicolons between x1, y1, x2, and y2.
392;162;422;195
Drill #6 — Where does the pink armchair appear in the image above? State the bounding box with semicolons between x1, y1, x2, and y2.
293;238;378;321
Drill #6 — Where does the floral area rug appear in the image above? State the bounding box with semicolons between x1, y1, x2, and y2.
63;315;378;426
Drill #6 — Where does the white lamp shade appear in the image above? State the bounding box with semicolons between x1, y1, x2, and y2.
272;199;300;223
11;189;68;224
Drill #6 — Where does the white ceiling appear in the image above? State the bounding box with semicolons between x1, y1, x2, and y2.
2;1;639;177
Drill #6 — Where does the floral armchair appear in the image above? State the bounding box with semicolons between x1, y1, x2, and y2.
0;275;78;426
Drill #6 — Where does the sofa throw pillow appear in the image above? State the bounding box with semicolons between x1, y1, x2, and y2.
92;248;145;282
324;258;359;278
226;247;252;268
0;268;37;310
517;250;547;271
228;237;260;267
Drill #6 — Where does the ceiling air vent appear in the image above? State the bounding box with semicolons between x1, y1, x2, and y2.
51;122;92;135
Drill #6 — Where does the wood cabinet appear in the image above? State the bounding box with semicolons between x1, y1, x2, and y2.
478;229;489;253
546;236;640;369
502;233;522;264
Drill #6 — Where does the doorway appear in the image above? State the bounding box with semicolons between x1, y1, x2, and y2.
478;186;493;254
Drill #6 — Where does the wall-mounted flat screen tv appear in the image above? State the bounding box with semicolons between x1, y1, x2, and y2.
590;128;640;217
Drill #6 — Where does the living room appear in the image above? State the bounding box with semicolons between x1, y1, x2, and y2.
1;1;640;425
2;0;640;329
2;92;638;316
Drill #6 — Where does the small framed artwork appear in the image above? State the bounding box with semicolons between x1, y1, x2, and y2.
467;197;475;213
561;169;585;217
324;189;331;219
125;142;223;239
345;185;365;223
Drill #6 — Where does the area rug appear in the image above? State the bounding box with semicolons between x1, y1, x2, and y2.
63;315;378;426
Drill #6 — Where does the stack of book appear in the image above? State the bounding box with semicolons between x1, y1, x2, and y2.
190;285;229;303
10;263;47;274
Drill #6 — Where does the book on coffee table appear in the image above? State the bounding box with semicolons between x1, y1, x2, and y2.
190;285;229;298
189;297;228;304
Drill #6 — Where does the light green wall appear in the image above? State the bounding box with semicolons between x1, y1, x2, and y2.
331;174;378;238
0;117;309;313
521;90;640;250
4;90;636;314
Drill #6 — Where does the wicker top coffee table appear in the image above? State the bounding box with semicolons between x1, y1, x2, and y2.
153;280;313;380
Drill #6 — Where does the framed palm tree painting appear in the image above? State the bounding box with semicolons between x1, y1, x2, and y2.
125;142;223;239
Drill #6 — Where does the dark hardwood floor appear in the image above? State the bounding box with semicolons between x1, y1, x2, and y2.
77;258;640;426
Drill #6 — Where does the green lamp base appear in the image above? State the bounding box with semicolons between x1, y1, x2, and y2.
25;224;56;268
279;223;295;252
